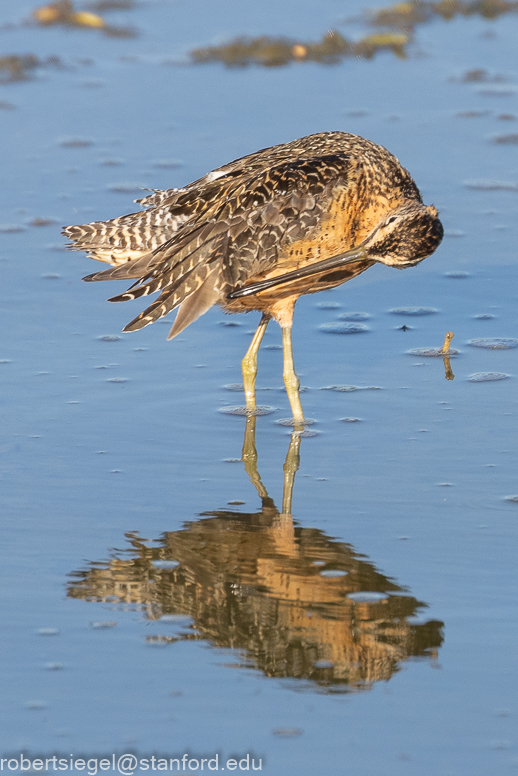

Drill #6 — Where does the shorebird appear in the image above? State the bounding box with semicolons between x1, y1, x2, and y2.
63;132;443;424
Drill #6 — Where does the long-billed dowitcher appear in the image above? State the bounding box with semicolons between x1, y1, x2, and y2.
63;132;443;423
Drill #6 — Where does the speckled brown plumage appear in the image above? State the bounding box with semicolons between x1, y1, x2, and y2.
63;132;443;421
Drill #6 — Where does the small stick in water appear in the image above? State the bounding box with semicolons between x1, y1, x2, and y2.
442;331;454;354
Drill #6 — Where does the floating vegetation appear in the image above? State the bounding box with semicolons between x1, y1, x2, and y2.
190;30;409;68
452;68;511;83
32;0;137;36
30;217;57;226
189;0;518;68
367;0;518;28
0;54;60;83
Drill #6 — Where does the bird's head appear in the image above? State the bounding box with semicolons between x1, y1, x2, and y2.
227;202;443;300
360;202;443;268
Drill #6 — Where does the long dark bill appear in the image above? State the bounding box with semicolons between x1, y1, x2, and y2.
227;244;369;299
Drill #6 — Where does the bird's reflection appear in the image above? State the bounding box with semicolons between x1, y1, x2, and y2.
68;419;443;692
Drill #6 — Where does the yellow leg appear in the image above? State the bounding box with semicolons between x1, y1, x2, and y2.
282;431;301;515
241;415;269;500
242;314;270;412
281;325;305;426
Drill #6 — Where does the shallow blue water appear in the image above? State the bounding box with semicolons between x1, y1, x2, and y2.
2;1;518;774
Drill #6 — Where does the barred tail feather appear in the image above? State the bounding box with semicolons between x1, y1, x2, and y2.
83;252;155;282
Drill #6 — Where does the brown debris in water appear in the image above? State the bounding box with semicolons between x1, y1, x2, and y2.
190;29;409;68
0;54;61;82
190;0;518;68
32;0;137;36
368;0;518;28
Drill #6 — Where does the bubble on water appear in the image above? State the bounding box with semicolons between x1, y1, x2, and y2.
224;384;244;391
469;372;509;382
152;560;180;570
477;86;517;96
0;224;25;233
316;301;341;309
44;662;64;671
312;560;326;566
408;348;459;357
504;495;518;503
492;133;518;144
26;701;47;710
218;320;241;327
152;159;184;169
321;385;381;392
389;307;438;316
473;314;495;320
319;322;370;334
107;377;128;383
272;728;303;737
109;183;145;193
98;335;121;342
59;137;93;147
37;628;60;636
347;592;388;603
444;229;465;237
90;621;118;629
338;312;370;321
468;338;518;349
464;179;518;191
319;569;348;578
263;344;282;350
276;418;315;426
223;458;241;463
341;417;361;422
444;271;470;278
219;406;276;416
457;110;489;118
313;660;334;668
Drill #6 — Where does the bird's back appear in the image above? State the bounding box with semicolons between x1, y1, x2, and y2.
63;132;423;336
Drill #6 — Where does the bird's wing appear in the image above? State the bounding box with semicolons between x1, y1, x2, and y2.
86;153;351;333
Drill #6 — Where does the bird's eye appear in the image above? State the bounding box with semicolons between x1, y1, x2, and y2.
387;216;397;225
